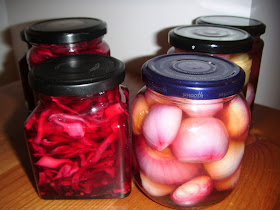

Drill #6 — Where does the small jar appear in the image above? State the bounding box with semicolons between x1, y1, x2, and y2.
168;25;254;94
132;53;250;208
24;54;131;199
22;17;110;111
194;15;266;110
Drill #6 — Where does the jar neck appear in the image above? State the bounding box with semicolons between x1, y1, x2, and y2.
38;86;120;111
146;87;236;104
30;36;104;49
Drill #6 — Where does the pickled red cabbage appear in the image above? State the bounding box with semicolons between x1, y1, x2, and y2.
23;37;110;111
24;86;131;198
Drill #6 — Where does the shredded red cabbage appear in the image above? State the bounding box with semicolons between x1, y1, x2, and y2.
24;86;131;198
23;37;110;112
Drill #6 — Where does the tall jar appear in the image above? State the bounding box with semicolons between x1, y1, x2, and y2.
131;53;250;208
168;25;254;94
24;54;131;199
22;17;110;112
194;15;266;110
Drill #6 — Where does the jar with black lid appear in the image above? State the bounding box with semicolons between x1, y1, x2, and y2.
194;15;266;109
168;25;254;93
21;17;110;112
18;30;34;111
24;54;131;199
132;53;250;208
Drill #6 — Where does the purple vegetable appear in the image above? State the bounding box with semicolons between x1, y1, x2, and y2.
24;87;131;198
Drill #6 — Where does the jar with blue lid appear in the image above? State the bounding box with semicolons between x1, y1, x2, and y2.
131;53;250;208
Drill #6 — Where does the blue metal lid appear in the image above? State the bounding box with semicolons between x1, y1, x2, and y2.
142;53;245;100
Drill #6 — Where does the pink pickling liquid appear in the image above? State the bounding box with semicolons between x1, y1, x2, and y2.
24;86;131;199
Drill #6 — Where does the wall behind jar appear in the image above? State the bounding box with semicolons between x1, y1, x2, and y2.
250;0;280;110
0;0;279;110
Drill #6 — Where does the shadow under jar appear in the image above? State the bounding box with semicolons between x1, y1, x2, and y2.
131;53;250;208
168;25;254;96
24;54;131;199
22;17;110;112
194;15;266;111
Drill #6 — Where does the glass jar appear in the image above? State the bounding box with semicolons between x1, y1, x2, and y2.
24;54;131;199
168;25;254;94
132;53;250;208
22;17;110;112
194;15;266;110
18;30;34;111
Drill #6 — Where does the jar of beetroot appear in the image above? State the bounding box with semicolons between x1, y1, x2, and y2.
168;25;253;94
23;17;110;111
24;54;131;199
194;15;266;110
132;53;250;208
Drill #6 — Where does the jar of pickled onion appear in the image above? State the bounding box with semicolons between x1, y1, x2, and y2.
194;15;266;110
24;54;131;199
22;17;110;112
167;25;254;95
132;53;250;208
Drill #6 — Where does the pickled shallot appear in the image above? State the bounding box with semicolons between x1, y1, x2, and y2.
140;172;177;197
135;135;201;185
171;118;229;162
171;176;213;206
142;104;182;151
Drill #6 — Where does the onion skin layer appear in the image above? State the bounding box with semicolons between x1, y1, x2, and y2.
140;172;177;197
142;104;182;151
219;95;250;139
135;135;201;185
131;94;149;135
179;100;223;118
171;176;213;206
204;141;245;180
214;165;241;191
171;117;229;162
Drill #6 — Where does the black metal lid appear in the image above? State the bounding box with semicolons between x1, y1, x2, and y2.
195;15;266;36
168;25;254;54
29;54;125;96
24;17;107;44
142;53;245;100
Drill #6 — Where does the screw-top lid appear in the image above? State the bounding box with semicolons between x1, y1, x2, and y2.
24;17;107;44
29;54;125;96
195;15;266;36
142;53;245;100
168;25;253;54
